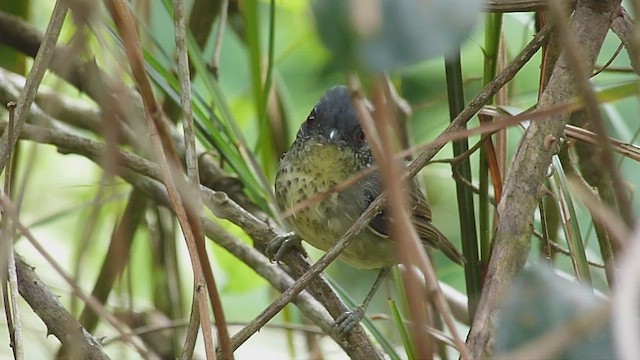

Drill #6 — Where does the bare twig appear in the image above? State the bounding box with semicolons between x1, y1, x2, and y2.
2;101;23;360
0;119;348;356
103;1;232;358
14;254;111;360
548;0;633;229
0;193;149;357
467;1;620;356
566;124;640;162
367;77;470;359
173;0;216;357
0;0;68;173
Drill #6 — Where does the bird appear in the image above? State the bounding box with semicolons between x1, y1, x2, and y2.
269;85;464;335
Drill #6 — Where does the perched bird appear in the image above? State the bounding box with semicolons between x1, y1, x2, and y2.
269;85;463;334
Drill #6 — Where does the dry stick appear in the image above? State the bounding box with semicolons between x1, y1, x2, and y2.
467;1;619;357
610;6;640;75
1;21;543;353
370;78;470;359
103;1;232;358
548;0;634;229
2;101;23;360
0;0;67;173
0;116;466;357
0;116;340;351
362;79;433;359
226;24;551;353
14;255;110;360
173;0;215;358
0;193;149;358
0;12;368;356
565;124;640;162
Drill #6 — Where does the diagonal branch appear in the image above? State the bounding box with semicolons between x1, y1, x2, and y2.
467;0;621;357
15;254;110;360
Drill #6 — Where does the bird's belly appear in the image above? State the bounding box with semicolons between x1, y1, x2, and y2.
276;168;396;269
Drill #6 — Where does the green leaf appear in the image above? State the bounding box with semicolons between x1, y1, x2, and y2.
495;264;613;359
312;0;480;72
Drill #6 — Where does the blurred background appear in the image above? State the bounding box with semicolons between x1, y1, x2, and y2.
0;0;637;358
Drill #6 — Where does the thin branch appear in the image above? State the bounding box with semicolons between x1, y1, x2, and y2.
548;0;634;229
0;0;68;173
14;254;111;360
1;193;149;357
173;0;216;357
2;101;23;360
467;1;620;356
0;119;349;356
103;1;232;358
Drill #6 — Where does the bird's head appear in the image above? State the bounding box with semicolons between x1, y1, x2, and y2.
293;86;373;168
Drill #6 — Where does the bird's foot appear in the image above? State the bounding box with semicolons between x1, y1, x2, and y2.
266;232;302;263
334;305;366;337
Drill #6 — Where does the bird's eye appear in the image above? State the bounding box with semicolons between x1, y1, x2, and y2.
356;129;366;144
305;108;317;128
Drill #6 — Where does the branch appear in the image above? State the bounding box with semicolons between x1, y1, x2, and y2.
0;0;67;172
0;119;360;357
15;254;110;360
467;0;621;357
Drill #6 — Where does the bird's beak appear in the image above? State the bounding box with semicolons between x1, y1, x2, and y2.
328;128;339;143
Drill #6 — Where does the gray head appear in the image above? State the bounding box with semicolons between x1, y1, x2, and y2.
295;86;372;164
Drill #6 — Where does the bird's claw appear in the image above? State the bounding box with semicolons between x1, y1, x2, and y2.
334;305;366;337
266;232;302;263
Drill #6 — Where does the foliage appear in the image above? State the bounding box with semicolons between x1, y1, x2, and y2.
0;0;637;359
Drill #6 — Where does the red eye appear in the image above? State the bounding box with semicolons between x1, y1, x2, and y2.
357;129;366;143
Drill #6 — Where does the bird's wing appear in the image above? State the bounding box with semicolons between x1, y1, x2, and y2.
365;173;465;265
410;184;465;265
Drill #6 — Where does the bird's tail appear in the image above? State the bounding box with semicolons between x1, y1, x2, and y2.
416;221;466;265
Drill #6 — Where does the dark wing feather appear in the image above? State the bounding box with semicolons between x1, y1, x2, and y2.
410;185;465;265
364;171;465;265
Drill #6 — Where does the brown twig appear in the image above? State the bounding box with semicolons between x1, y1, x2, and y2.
14;254;111;360
103;1;231;358
0;0;67;173
0;193;149;357
2;100;22;360
173;0;216;357
0;118;352;356
369;76;470;359
467;1;620;356
549;0;633;229
0;10;379;358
